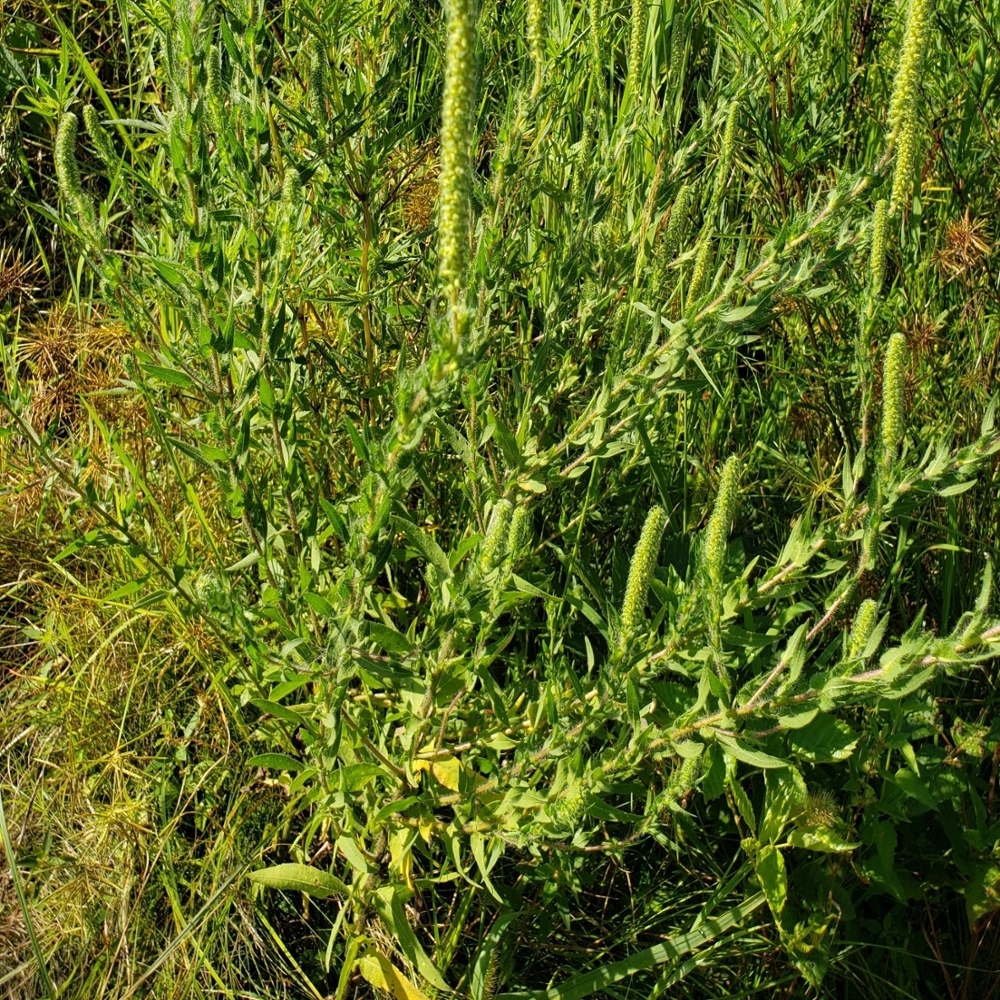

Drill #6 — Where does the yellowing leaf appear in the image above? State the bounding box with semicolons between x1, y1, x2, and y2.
418;814;435;845
413;754;462;791
389;827;417;892
357;950;431;1000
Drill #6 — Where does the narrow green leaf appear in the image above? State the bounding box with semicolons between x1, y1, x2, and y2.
248;864;348;897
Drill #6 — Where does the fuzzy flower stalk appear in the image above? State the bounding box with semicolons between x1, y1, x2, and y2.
82;105;116;167
55;112;102;250
886;0;934;215
479;499;513;574
705;456;740;591
205;45;226;131
880;332;908;470
628;0;647;88
687;228;714;302
308;36;328;121
588;0;607;106
619;505;667;643
527;0;547;96
710;100;739;209
438;0;478;350
869;199;888;298
848;599;879;659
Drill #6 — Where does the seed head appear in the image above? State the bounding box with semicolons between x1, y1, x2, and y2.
869;199;888;295
527;0;547;96
480;499;513;574
889;110;918;217
886;0;934;142
308;36;328;121
620;505;667;642
668;5;685;80
505;505;531;567
662;183;690;259
628;0;647;86
55;113;85;207
438;0;478;325
880;332;908;469
588;0;607;104
688;227;714;302
205;45;225;129
936;210;991;279
848;599;879;659
705;456;740;591
801;789;839;828
712;100;739;207
82;105;116;167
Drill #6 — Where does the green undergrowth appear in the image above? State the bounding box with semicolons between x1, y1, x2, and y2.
3;0;1000;997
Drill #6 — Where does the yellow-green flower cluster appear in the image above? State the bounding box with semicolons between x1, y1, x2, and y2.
848;599;879;659
308;36;328;120
869;199;888;296
504;505;530;569
705;456;740;590
589;0;607;105
880;332;908;469
628;0;647;86
438;0;477;313
688;229;714;302
889;113;918;216
527;0;547;95
620;505;667;641
669;4;685;80
479;499;513;574
663;183;690;259
711;100;739;207
82;105;115;167
887;0;934;141
55;112;101;249
665;754;701;801
205;45;225;131
887;0;933;215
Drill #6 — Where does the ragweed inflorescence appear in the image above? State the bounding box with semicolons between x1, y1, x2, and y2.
438;0;478;347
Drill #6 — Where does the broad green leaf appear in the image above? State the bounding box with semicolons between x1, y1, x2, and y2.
755;845;787;916
394;517;453;579
715;733;787;769
786;828;859;853
789;716;857;762
759;767;807;844
248;864;347;898
965;863;1000;924
893;768;938;811
247;753;304;771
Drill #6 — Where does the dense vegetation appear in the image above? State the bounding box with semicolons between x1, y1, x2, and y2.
3;0;1000;996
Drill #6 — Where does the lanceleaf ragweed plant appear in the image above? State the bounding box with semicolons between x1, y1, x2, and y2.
7;0;1000;995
